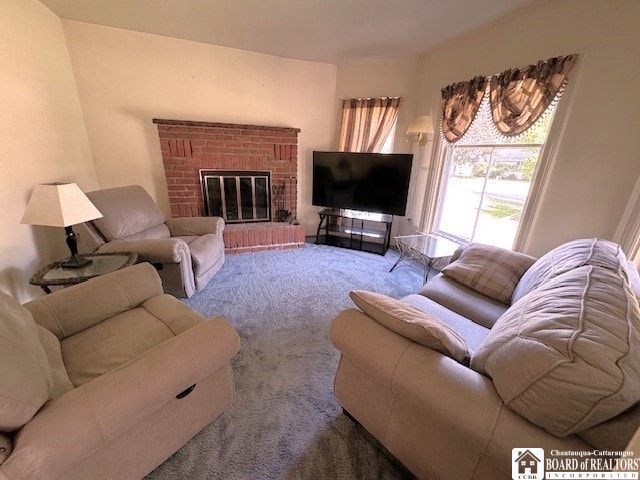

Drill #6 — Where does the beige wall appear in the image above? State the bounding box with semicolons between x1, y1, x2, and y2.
61;21;337;233
415;0;640;256
335;0;640;256
0;0;97;302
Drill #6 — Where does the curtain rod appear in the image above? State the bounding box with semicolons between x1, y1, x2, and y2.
340;96;402;101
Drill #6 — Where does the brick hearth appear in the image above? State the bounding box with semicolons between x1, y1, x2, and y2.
154;119;302;253
223;223;305;254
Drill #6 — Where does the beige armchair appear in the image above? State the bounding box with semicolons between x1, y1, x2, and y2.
76;185;225;298
0;263;240;480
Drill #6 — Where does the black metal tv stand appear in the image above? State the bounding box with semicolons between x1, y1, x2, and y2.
315;207;393;255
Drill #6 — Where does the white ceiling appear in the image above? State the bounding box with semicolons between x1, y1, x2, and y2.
40;0;539;65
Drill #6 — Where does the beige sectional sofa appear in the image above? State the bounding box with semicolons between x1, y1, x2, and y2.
330;238;640;479
0;263;240;480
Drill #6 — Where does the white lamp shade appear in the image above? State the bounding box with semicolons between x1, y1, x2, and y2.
406;115;434;135
21;183;102;227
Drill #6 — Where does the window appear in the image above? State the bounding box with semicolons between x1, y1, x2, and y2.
378;121;397;154
430;55;577;249
434;94;554;249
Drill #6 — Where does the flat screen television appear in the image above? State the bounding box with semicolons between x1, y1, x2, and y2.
312;151;413;216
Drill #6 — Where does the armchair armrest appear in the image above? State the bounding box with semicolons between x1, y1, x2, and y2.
330;309;589;479
24;263;163;340
1;318;240;479
97;238;190;264
390;343;590;477
330;308;412;389
165;216;225;236
330;308;494;398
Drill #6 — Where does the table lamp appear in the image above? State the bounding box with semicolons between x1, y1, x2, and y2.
21;183;103;268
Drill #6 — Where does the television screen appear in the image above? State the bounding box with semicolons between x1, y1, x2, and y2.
312;151;413;216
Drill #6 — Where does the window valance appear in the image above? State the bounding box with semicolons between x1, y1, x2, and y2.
490;55;577;136
441;76;487;144
440;54;578;144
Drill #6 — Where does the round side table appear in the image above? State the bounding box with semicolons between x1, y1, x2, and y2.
30;252;138;294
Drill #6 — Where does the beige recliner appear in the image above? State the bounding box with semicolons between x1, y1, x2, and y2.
0;263;240;480
77;185;225;298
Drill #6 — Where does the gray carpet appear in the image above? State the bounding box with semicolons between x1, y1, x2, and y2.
147;242;424;480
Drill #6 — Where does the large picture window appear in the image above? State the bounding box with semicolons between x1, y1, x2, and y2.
434;98;553;249
432;54;576;249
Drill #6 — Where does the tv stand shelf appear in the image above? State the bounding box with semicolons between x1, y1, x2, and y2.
315;208;393;255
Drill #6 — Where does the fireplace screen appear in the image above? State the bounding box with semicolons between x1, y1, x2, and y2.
200;170;271;223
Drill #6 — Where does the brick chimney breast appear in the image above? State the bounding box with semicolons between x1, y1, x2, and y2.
154;119;303;253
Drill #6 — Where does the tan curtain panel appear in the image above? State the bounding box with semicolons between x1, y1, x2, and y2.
338;97;401;152
489;54;578;136
440;76;488;144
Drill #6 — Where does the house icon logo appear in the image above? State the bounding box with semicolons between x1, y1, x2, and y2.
512;448;544;480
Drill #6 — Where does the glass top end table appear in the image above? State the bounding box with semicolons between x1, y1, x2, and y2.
389;233;463;282
30;252;138;293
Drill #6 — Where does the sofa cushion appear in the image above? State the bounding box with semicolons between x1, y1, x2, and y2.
401;294;490;351
0;291;53;432
36;325;73;399
471;263;640;437
512;238;626;303
61;295;204;386
350;290;470;364
418;274;508;329
442;243;535;304
87;185;166;241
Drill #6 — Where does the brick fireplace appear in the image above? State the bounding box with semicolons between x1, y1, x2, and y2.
154;119;305;253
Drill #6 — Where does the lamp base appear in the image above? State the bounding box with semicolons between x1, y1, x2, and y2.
61;256;92;269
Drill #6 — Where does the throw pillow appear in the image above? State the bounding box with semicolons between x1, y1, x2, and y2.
349;290;470;364
471;263;640;437
512;237;628;303
442;243;535;304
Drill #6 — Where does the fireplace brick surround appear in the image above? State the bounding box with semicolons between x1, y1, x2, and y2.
154;119;304;253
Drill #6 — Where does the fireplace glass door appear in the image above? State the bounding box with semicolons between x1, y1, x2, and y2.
201;170;271;223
